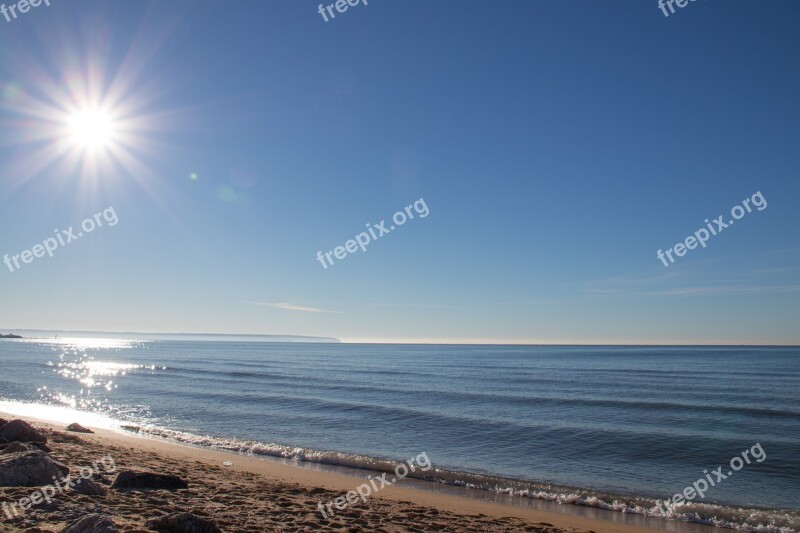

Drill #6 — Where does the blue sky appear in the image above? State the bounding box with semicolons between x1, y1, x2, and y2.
0;0;798;344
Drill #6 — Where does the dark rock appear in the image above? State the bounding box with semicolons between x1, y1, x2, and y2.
91;471;111;483
0;419;48;443
146;512;222;533
120;425;141;433
31;441;52;453
74;478;107;496
32;496;62;511
0;418;7;429
111;470;188;491
62;514;119;533
66;423;94;434
0;450;69;487
2;441;34;454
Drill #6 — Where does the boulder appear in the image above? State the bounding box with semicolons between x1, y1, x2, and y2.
66;423;94;434
146;512;222;533
0;418;7;429
2;441;34;454
111;470;188;491
74;477;107;496
0;450;69;487
0;419;47;443
62;514;119;533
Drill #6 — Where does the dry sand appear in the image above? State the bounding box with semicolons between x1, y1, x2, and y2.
0;413;665;533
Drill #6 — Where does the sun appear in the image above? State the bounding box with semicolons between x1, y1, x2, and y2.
67;107;117;150
0;21;186;196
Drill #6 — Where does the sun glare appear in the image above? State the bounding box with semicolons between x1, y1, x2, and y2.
67;108;116;150
0;21;184;195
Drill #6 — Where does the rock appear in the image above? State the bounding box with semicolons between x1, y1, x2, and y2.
66;423;94;434
31;441;52;453
0;419;48;443
91;471;111;483
0;418;7;429
0;450;69;487
32;496;61;511
62;514;119;533
146;512;222;533
2;441;34;454
120;425;140;433
111;470;188;491
74;477;107;496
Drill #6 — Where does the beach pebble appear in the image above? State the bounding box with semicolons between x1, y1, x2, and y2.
66;423;94;434
0;419;48;443
146;512;222;533
1;441;35;454
62;514;119;533
0;450;69;487
74;477;108;496
111;470;188;491
223;461;232;467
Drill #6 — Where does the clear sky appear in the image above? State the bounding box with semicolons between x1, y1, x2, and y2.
1;0;798;344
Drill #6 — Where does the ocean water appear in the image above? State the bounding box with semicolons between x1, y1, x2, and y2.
1;338;798;532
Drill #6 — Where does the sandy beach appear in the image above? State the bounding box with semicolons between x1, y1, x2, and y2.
0;413;666;533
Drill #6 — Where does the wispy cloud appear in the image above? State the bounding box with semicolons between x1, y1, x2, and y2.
248;302;339;314
316;301;474;310
583;251;800;298
647;285;800;297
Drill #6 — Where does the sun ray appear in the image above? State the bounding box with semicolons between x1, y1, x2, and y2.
0;13;189;201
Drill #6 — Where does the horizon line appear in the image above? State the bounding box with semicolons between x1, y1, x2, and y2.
1;328;798;347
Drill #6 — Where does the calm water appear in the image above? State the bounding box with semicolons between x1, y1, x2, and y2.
1;338;798;531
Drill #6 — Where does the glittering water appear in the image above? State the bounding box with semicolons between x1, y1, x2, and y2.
1;338;798;532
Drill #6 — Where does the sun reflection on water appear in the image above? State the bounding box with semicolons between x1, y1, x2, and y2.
33;337;166;414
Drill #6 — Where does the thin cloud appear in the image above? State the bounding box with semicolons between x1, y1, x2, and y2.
248;302;339;314
583;249;800;298
647;285;800;297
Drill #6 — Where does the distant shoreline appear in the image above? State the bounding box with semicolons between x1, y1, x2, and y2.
2;329;798;346
0;333;22;339
0;328;339;343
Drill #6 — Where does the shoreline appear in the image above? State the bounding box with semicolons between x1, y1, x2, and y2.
0;410;720;533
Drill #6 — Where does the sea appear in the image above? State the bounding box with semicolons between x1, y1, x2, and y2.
1;335;798;532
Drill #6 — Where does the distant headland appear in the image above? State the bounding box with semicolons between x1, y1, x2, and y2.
0;329;338;343
0;333;22;339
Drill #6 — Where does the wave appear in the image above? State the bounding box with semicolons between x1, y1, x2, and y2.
128;423;799;533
